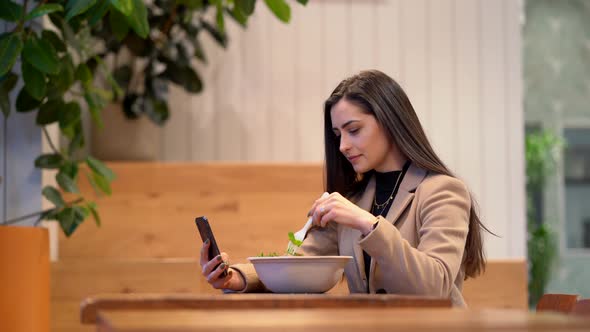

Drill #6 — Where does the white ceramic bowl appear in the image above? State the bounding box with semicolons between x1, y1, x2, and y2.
247;256;352;293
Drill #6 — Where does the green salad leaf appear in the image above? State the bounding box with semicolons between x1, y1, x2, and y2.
288;232;302;246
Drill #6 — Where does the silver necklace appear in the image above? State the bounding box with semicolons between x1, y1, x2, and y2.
372;171;403;213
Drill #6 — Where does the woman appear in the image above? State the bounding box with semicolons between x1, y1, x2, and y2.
199;70;489;307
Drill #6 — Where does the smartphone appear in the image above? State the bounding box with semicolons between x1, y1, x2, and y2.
195;216;228;278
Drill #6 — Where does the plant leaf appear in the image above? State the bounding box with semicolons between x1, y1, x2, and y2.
110;0;133;16
200;19;227;48
227;7;248;28
22;60;46;100
87;0;111;26
42;186;65;208
296;0;309;5
57;169;80;193
112;65;131;89
84;91;105;127
109;8;129;41
15;87;41;112
0;72;18;117
86;201;101;227
40;208;59;221
177;0;204;9
86;156;116;182
0;1;24;22
59;54;76;91
125;0;149;38
0;33;24;77
264;0;290;23
23;34;60;75
35;153;63;169
161;61;202;93
57;207;85;237
215;1;225;34
58;102;82;138
61;160;79;180
143;96;169;125
91;172;112;195
36;99;64;125
75;63;92;84
235;0;256;15
68;124;85;155
25;4;64;21
65;0;97;21
41;30;66;53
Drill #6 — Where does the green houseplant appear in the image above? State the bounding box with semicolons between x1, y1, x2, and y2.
525;130;564;306
1;0;307;235
91;0;309;125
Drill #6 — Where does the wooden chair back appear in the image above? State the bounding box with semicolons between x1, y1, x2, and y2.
536;293;580;313
572;299;590;316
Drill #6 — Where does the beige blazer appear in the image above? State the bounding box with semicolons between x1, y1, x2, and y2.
232;163;471;307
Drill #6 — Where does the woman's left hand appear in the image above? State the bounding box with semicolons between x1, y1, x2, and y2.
309;192;377;235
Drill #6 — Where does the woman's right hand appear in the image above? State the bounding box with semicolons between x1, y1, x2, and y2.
200;239;246;291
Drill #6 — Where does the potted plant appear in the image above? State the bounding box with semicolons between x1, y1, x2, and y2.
0;1;144;330
88;0;308;160
525;130;564;307
1;1;307;330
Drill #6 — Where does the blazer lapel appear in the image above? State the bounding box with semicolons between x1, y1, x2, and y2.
369;163;428;292
384;163;428;226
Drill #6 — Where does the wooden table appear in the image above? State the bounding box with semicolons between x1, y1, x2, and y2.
81;293;451;324
95;308;590;332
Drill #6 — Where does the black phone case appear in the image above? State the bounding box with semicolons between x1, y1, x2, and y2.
195;216;228;278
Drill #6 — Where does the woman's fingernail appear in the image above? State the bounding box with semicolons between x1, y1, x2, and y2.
219;263;226;270
204;239;210;245
217;255;222;261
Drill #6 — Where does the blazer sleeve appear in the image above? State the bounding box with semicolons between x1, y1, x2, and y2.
296;221;340;256
358;175;470;297
229;216;340;293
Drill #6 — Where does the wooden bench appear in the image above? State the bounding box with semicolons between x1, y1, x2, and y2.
51;163;528;332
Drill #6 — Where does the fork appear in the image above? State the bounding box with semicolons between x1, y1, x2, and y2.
286;192;329;255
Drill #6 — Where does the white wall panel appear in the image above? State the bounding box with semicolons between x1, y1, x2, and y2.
152;0;524;258
400;0;430;132
295;2;324;161
480;0;510;258
429;0;456;169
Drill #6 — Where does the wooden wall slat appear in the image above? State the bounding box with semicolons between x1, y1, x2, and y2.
350;1;376;73
428;0;455;169
399;0;429;132
242;10;272;161
504;0;526;258
269;11;297;161
454;0;483;201
480;0;510;257
322;1;350;97
216;19;245;161
294;3;324;162
376;0;402;83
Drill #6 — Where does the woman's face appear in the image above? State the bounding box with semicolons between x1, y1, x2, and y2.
330;98;398;173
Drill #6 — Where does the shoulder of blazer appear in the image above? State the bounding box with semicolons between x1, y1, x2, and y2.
415;173;471;201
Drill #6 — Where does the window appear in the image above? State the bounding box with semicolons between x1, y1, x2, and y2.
564;128;590;249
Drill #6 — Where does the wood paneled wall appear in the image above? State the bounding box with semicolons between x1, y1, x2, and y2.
150;0;525;259
51;163;527;332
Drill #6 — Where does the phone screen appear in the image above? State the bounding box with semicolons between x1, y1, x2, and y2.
195;216;228;278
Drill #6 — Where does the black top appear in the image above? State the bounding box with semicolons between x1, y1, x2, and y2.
363;161;410;291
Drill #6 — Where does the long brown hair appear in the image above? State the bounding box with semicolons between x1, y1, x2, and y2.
323;69;491;279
